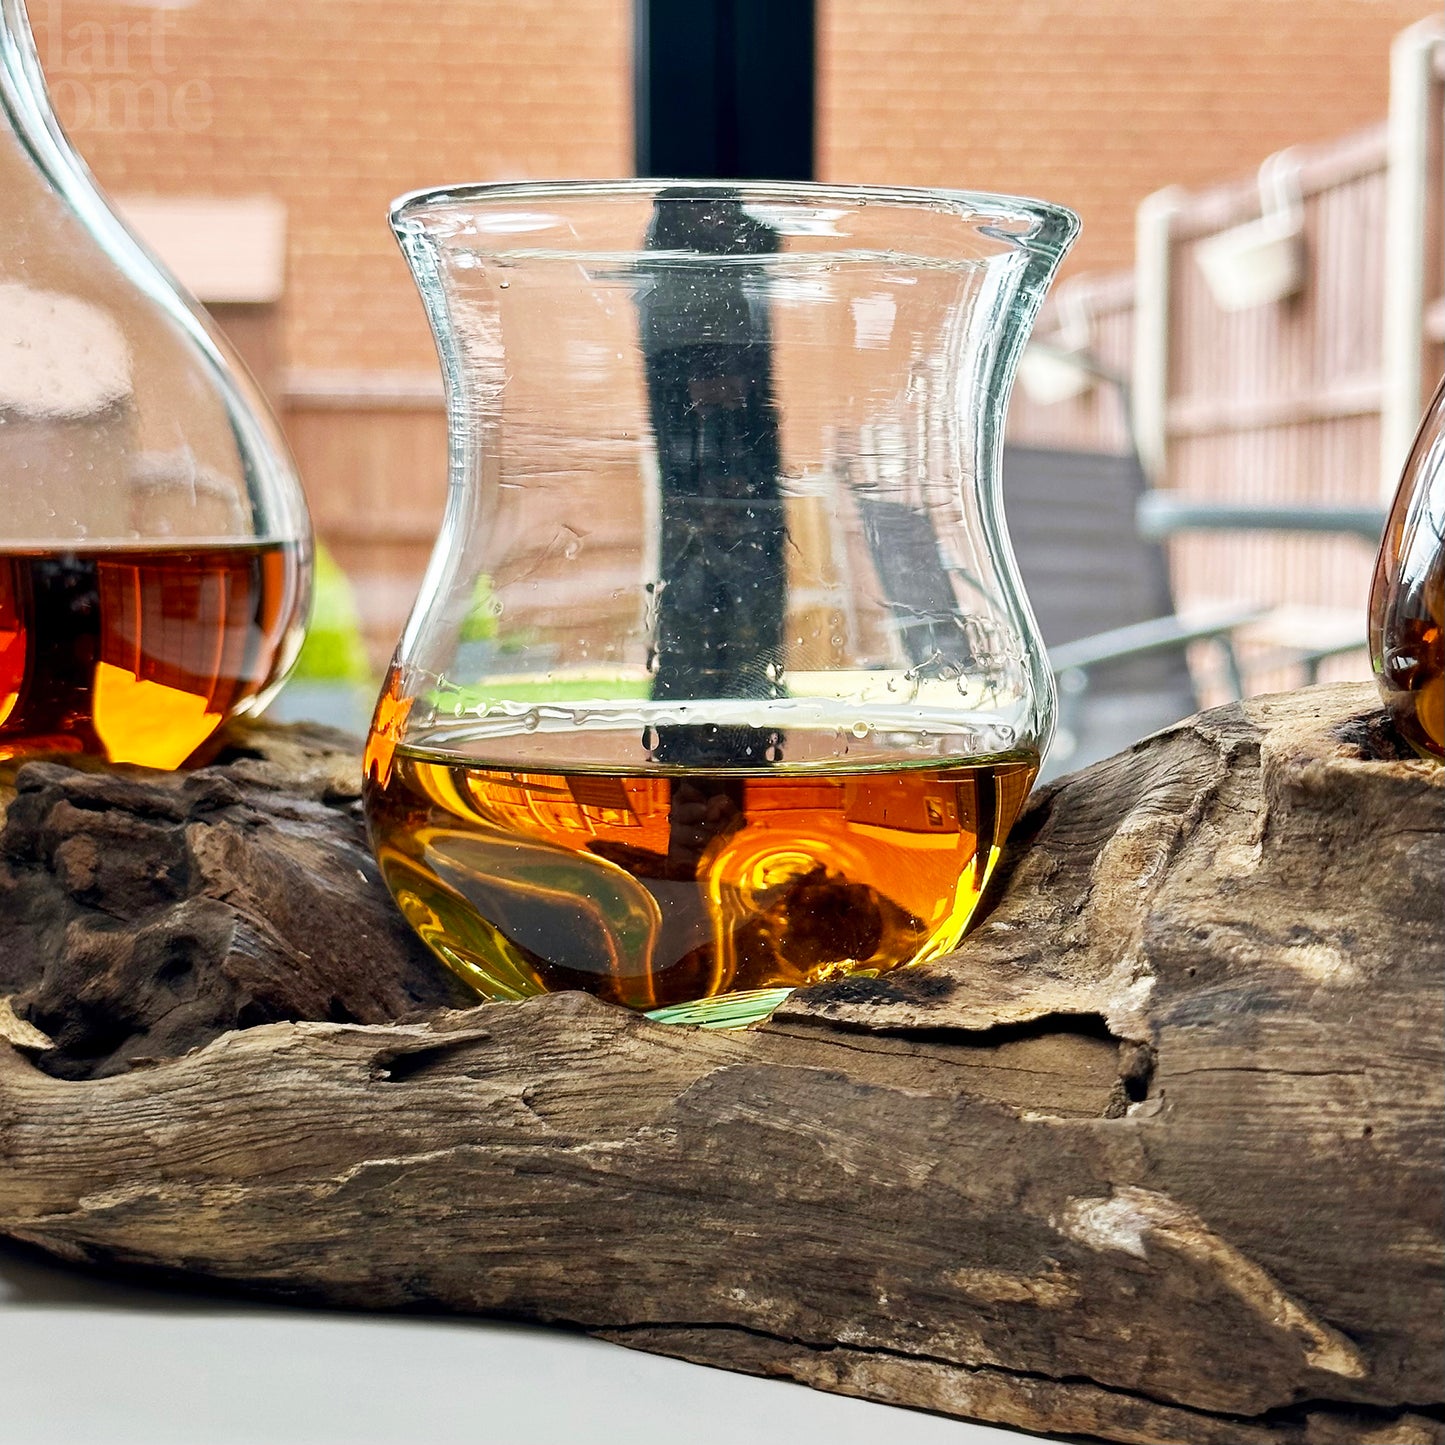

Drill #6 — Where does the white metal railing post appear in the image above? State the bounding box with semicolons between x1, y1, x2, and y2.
1132;186;1185;485
1380;15;1445;497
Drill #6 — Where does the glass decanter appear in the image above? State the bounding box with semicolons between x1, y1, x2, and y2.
365;180;1076;1026
0;0;310;770
1370;373;1444;763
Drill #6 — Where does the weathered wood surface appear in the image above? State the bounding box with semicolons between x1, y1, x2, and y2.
0;683;1440;1445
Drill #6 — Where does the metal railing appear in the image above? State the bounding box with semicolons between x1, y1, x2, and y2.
1008;16;1443;698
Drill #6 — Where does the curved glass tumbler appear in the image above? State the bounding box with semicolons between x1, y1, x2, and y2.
0;0;311;769
366;180;1077;1026
1370;372;1444;763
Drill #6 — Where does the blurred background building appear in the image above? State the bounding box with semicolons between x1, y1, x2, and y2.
27;0;1445;753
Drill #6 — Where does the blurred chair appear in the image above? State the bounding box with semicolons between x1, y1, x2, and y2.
848;435;1257;779
1003;353;1389;776
1002;443;1262;778
829;350;1387;781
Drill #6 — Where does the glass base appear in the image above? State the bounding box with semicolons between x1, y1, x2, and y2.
644;986;796;1029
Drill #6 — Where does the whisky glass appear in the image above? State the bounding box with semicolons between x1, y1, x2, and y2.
0;0;310;769
366;181;1077;1026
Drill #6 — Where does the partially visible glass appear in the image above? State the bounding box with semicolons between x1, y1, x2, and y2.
1370;373;1444;763
0;0;311;769
365;180;1077;1026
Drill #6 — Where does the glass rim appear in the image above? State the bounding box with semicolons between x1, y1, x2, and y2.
389;176;1080;252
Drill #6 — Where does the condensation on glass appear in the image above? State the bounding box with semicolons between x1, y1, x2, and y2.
365;180;1077;1025
0;0;311;769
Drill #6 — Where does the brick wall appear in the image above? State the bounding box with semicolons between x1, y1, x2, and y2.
30;0;1436;371
24;0;1434;665
30;0;633;374
818;0;1439;276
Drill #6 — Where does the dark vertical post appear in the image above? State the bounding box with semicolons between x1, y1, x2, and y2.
632;1;815;906
639;190;786;770
632;194;788;994
635;0;815;181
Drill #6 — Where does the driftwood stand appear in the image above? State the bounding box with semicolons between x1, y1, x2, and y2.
0;683;1440;1445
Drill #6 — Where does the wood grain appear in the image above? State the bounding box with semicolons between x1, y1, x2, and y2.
0;684;1440;1445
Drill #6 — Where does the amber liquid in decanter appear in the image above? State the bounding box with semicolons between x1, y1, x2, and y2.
0;541;306;769
364;732;1036;1018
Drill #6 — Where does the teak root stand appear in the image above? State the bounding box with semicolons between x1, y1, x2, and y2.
0;683;1440;1445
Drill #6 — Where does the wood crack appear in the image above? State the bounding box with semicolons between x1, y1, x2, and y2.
598;1318;1438;1434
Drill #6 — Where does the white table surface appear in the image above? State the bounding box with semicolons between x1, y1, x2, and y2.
0;1240;1054;1445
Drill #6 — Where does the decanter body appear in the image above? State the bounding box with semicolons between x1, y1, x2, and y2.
0;0;310;769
